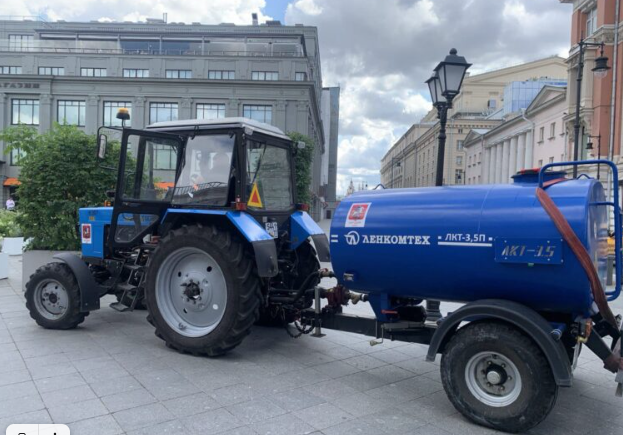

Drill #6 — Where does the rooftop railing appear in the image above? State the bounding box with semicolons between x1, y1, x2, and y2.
0;40;305;57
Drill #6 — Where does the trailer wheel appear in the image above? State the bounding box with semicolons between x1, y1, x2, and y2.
144;225;261;356
25;263;87;329
440;321;558;433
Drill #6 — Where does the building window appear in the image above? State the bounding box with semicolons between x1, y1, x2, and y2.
165;69;192;79
586;7;597;36
295;72;307;81
81;68;107;77
456;140;464;151
550;122;556;138
57;101;86;127
38;67;64;76
11;99;39;125
456;156;463;165
251;71;279;81
196;103;226;120
150;102;178;124
208;70;235;80
538;159;543;167
0;66;22;75
104;101;132;127
458;128;464;134
549;157;554;164
539;126;545;142
243;105;273;124
123;69;149;78
11;148;26;166
487;99;497;110
8;34;33;51
455;169;463;184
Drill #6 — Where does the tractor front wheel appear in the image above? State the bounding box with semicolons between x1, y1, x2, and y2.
144;225;261;356
25;263;87;329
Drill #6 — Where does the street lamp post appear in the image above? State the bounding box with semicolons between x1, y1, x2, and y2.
572;39;610;177
424;48;471;321
586;134;602;179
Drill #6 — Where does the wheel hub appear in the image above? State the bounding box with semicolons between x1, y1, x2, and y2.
465;352;522;407
155;247;228;338
34;279;69;320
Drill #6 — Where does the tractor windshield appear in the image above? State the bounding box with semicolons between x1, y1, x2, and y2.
246;140;293;211
172;134;234;206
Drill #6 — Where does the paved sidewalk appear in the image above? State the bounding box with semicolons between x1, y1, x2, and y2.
1;251;623;435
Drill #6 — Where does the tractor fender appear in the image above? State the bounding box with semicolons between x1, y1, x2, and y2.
162;209;278;277
290;211;330;261
52;253;102;312
426;299;573;387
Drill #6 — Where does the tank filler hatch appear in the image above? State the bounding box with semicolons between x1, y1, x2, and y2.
511;168;567;184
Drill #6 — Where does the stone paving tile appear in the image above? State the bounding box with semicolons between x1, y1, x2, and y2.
268;387;326;412
67;414;124;435
181;407;244;434
226;399;288;424
0;369;32;387
40;384;97;408
0;410;52;433
125;419;186;435
47;397;109;424
0;394;46;419
112;402;175;432
161;392;222;418
100;387;158;413
293;402;353;431
252;413;318;435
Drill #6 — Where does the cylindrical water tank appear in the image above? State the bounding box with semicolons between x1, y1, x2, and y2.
330;174;608;316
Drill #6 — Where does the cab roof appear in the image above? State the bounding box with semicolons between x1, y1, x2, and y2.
146;117;291;141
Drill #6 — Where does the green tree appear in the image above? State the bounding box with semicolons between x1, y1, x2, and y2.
0;124;120;250
287;132;314;205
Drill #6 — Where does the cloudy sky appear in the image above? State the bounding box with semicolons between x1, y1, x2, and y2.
2;0;572;194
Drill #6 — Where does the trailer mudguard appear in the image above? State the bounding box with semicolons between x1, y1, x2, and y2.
426;299;573;387
53;253;102;312
290;211;330;261
162;209;278;277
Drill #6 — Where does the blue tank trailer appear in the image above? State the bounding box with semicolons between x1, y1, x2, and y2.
23;110;623;433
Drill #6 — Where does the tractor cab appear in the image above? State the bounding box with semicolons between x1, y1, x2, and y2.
99;117;301;255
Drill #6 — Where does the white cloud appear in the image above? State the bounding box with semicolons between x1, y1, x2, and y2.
289;0;322;16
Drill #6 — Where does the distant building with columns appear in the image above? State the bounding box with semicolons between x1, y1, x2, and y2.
464;86;568;184
381;56;568;187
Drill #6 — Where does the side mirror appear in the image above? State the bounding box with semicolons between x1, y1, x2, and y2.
97;134;107;160
297;141;306;150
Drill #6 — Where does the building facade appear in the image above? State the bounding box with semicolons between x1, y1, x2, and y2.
561;0;623;182
464;86;568;184
0;17;333;219
320;86;340;219
381;57;568;188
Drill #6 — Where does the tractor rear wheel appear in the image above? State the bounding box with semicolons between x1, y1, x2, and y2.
144;225;261;356
440;321;558;433
25;263;87;329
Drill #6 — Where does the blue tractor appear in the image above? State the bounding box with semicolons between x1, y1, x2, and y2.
25;112;330;356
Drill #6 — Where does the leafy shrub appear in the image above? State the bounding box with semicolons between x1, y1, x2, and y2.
0;210;22;238
0;124;120;250
287;132;315;205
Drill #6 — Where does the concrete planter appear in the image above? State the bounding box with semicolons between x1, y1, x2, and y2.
22;250;81;290
0;253;8;280
2;237;24;256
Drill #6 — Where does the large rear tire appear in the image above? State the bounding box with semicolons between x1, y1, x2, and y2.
144;225;261;356
25;263;87;329
440;321;558;433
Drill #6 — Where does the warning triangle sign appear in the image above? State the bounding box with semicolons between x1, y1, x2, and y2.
248;183;263;208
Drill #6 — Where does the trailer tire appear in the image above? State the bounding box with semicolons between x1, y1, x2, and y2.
25;263;87;330
440;321;558;433
257;240;320;326
144;225;261;357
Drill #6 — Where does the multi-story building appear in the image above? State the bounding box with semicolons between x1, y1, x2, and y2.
560;0;623;182
381;57;567;187
0;17;332;219
380;122;433;187
464;85;568;184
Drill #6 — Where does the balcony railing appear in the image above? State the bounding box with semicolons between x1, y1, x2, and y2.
0;40;304;58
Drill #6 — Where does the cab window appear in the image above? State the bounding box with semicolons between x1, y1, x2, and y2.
172;134;234;206
246;141;293;211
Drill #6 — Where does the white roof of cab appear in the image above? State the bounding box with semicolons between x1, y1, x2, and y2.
147;117;290;141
